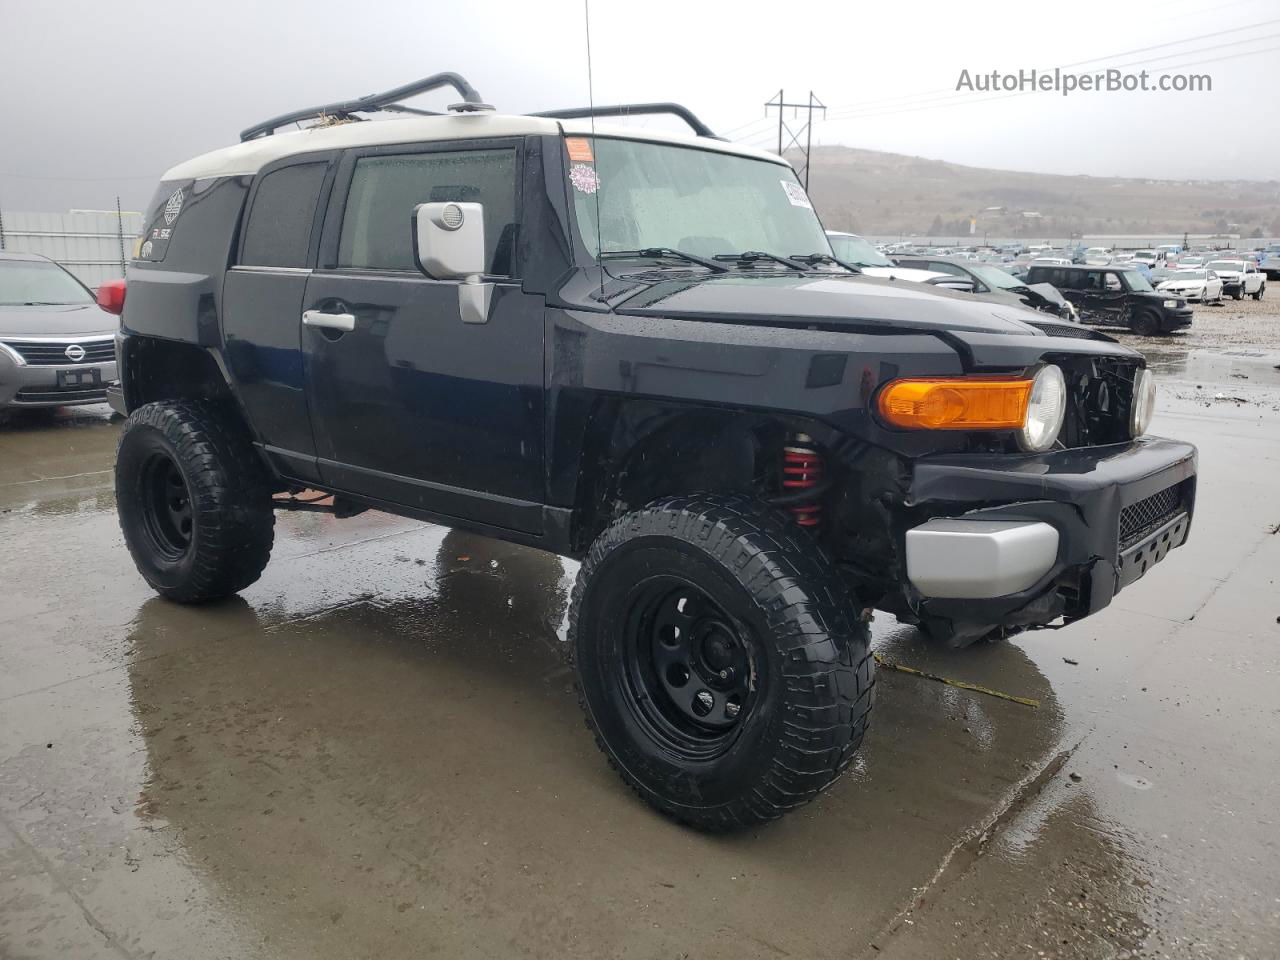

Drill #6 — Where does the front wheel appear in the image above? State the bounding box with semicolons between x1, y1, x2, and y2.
570;494;873;831
1232;287;1245;300
1131;310;1160;336
116;400;275;602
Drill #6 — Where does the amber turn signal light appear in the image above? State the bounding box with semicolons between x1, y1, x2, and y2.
877;377;1033;430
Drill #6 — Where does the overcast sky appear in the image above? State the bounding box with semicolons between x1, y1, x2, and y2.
2;0;1276;212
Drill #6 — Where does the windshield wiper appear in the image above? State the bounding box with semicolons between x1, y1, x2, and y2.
600;247;729;273
713;251;807;272
789;253;862;274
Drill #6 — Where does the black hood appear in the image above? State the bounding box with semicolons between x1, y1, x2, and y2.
0;301;118;338
610;271;1050;336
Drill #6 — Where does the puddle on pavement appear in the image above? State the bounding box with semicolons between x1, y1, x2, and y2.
105;527;1170;959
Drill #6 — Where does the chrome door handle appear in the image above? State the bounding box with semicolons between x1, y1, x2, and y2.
302;310;355;332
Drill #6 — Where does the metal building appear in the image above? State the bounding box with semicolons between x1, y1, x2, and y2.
0;209;143;288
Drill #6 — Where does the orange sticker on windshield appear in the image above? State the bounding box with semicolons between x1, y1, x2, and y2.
565;137;595;163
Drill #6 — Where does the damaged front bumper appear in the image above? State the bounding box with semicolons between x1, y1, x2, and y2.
897;437;1197;636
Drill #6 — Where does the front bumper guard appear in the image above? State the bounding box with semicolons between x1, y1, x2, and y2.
901;436;1197;627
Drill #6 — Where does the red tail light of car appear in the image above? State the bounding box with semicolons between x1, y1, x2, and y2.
97;279;126;316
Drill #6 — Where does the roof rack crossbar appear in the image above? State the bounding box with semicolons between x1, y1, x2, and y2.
529;103;720;139
239;72;489;142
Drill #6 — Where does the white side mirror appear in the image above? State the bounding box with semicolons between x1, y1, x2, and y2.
412;201;492;324
413;202;486;280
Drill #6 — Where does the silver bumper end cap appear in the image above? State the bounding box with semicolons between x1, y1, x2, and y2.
906;519;1059;600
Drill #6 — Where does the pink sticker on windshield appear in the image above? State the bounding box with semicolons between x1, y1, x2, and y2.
570;163;601;195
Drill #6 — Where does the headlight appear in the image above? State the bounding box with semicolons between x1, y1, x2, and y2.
1016;364;1066;453
1163;299;1178;309
1131;368;1157;438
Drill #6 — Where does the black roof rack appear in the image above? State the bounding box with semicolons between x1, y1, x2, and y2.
239;74;720;144
240;72;492;142
529;103;721;139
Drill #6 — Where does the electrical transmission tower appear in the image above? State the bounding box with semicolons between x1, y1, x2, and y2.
765;90;826;190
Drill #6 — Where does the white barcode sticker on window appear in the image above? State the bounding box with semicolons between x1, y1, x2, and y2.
781;180;812;208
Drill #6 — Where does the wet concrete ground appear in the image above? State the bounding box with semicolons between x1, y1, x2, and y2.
2;315;1279;959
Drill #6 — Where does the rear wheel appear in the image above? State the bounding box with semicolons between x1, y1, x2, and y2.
1253;283;1265;301
116;400;274;602
570;494;873;831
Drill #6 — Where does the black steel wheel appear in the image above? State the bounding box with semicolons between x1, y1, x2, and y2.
620;576;758;760
116;400;274;603
138;450;194;561
570;494;874;831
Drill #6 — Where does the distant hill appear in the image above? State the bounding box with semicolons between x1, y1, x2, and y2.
802;145;1280;241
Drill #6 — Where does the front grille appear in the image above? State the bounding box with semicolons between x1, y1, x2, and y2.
1054;355;1139;449
14;384;109;404
1119;483;1184;549
1;338;116;365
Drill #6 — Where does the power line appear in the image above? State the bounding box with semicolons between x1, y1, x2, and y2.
807;16;1280;126
1059;15;1280;68
811;37;1279;128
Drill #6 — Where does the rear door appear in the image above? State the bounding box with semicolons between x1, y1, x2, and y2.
222;155;335;484
302;138;546;534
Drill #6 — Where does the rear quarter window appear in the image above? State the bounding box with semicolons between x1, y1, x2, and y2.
240;163;328;268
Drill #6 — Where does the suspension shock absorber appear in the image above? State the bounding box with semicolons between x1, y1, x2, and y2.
781;433;824;528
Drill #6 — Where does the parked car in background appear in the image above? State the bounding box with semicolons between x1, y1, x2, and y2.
1025;264;1192;335
1129;250;1160;267
1175;255;1205;269
824;232;951;283
1084;247;1113;264
1157;269;1223;304
0;252;120;415
1206;259;1266;300
892;254;1079;320
1260;252;1280;281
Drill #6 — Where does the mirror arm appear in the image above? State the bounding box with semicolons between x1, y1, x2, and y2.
459;274;493;324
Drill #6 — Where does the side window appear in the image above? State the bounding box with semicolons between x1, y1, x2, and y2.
926;261;967;278
337;149;518;275
240;163;327;268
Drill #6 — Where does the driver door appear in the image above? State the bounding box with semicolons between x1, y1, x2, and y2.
302;140;546;535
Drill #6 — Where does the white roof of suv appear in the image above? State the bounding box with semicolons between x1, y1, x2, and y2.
162;113;787;182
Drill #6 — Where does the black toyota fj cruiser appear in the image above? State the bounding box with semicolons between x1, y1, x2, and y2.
110;73;1197;830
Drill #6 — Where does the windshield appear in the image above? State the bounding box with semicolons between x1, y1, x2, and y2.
0;259;93;306
1207;260;1243;271
569;138;829;265
1174;270;1209;281
826;234;892;267
1133;250;1156;258
967;264;1024;290
1119;269;1154;292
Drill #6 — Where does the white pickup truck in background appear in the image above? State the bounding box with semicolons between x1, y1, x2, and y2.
1206;259;1266;300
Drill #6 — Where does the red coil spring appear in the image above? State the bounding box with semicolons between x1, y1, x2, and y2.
781;441;824;527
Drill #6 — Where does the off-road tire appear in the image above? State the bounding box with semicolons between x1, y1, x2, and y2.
116;400;274;603
1131;310;1160;336
569;494;874;831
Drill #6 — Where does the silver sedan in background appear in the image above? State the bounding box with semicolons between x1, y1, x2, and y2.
0;252;119;414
